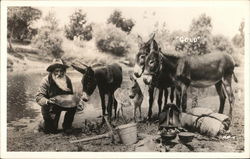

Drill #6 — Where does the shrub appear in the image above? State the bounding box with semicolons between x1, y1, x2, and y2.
232;34;244;48
32;28;63;58
212;35;234;54
31;11;63;58
107;10;135;34
95;24;131;56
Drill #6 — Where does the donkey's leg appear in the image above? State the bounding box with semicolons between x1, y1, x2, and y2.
107;93;114;121
223;77;235;119
215;81;226;114
139;103;142;120
180;84;188;112
176;86;181;112
116;102;121;120
134;104;137;122
164;88;170;107
148;86;155;120
158;88;164;116
100;92;106;124
113;97;118;119
170;86;175;103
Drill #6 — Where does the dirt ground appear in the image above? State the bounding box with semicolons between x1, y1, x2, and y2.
7;66;245;152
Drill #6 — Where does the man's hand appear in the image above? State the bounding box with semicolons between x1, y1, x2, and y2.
47;98;56;104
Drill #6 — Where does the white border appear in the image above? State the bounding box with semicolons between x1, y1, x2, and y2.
1;0;250;158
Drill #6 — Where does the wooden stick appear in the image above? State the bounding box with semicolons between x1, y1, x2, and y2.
69;133;111;143
103;116;115;143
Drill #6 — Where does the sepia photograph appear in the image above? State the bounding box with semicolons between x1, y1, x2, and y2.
1;0;249;158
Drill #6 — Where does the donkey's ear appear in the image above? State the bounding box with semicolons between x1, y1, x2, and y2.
150;40;157;53
71;64;86;74
137;35;144;48
150;33;155;40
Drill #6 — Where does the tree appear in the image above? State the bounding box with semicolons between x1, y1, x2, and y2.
107;10;135;34
32;11;63;58
188;13;213;55
170;30;189;53
64;9;93;41
212;35;234;54
42;11;59;32
7;7;42;51
232;21;244;48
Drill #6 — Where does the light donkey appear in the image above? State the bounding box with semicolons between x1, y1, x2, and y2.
114;75;144;122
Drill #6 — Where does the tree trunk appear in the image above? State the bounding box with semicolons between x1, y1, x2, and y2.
8;28;15;52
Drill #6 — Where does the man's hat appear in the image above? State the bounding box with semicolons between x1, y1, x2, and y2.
47;59;69;72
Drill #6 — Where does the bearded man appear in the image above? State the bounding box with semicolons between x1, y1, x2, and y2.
36;59;76;134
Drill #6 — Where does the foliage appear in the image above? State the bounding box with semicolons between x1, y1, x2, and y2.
42;11;60;32
188;13;213;55
107;10;135;34
32;12;63;58
169;30;190;53
232;21;244;48
212;35;234;54
7;7;42;41
153;22;171;50
95;24;132;56
64;9;93;41
154;14;213;56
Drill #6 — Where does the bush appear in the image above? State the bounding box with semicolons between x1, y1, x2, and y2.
232;34;244;48
95;24;131;56
107;10;135;34
212;35;234;54
32;28;63;58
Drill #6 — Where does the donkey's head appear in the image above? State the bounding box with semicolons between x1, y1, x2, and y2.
129;75;141;99
72;62;97;102
143;40;162;85
134;33;159;78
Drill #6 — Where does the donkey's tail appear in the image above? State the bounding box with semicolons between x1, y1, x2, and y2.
233;72;238;83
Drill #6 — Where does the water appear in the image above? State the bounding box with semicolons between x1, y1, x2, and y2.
7;70;100;123
7;71;45;123
7;69;133;124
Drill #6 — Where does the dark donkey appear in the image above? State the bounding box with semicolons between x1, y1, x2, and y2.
72;62;123;121
134;34;175;120
143;41;238;119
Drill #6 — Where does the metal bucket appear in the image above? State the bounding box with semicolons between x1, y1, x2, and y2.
116;123;137;145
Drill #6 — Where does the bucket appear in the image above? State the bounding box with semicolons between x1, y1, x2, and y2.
116;123;137;145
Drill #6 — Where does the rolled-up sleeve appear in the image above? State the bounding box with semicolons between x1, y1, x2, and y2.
36;76;49;106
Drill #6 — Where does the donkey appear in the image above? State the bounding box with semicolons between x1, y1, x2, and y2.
129;75;144;121
133;34;175;120
143;41;238;119
114;75;144;122
71;62;123;121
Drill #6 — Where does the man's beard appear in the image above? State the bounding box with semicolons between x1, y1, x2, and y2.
52;74;71;92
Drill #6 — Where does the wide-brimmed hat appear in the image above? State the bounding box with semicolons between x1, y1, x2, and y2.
47;59;69;72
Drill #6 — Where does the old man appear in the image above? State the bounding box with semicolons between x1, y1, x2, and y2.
36;59;76;134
